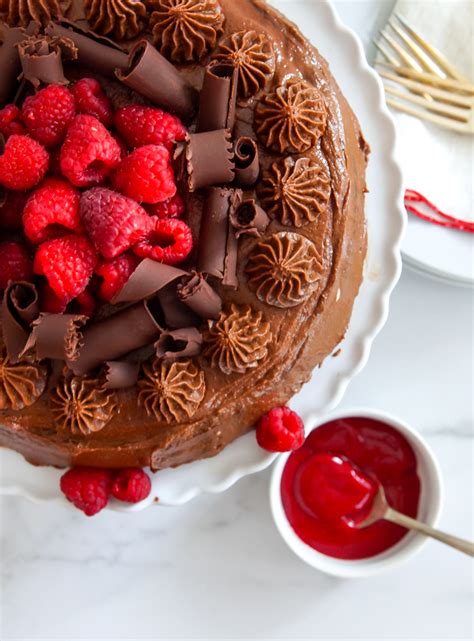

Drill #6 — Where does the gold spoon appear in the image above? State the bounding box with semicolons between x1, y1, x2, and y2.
355;486;474;557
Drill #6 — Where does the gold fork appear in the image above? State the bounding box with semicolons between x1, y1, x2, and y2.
374;13;474;134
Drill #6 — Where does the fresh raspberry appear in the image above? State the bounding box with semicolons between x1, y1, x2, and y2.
0;104;26;139
111;468;152;503
39;282;68;314
133;218;193;266
0;190;29;230
146;193;185;219
68;287;97;318
60;115;121;187
0;135;49;190
256;407;305;452
71;78;113;127
80;188;151;259
60;467;113;516
114;105;186;150
95;253;141;302
22;85;76;147
0;241;33;290
23;177;82;245
34;234;97;303
113;145;176;205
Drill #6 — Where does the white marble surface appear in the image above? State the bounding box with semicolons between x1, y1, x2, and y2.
1;2;473;640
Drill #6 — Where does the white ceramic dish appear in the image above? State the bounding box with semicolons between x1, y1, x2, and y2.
0;0;405;510
270;408;443;578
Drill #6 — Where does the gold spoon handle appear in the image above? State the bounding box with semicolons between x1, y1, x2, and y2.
385;507;474;557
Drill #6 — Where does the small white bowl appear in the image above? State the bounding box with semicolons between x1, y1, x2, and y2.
270;407;443;578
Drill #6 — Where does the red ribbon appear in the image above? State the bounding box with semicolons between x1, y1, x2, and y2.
405;189;474;234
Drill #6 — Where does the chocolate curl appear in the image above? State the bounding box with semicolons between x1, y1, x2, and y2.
197;187;242;288
179;130;235;192
155;327;202;361
100;361;140;390
234;137;260;188
1;282;39;363
18;34;77;88
116;41;197;122
177;271;222;320
45;22;128;77
197;60;238;133
68;300;163;376
113;258;186;304
0;25;27;105
230;199;270;238
157;285;200;329
26;313;87;361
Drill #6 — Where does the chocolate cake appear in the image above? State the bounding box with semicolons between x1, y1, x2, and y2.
0;0;369;471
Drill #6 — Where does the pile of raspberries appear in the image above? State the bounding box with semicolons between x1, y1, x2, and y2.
0;79;192;314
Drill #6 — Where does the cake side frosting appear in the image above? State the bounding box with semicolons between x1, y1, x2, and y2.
0;0;368;470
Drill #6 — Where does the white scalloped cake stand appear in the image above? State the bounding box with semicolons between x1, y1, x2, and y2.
0;0;405;511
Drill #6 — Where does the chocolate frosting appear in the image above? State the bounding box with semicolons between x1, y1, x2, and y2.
197;60;238;133
234;136;260;188
116;40;197;122
68;301;163;375
197;187;242;288
177;271;222;320
155;327;203;360
1;281;39;363
45;21;128;76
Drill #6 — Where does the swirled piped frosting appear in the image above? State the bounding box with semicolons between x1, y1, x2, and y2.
149;0;224;63
204;304;272;375
138;358;205;423
254;77;327;154
0;345;47;410
257;156;331;227
0;0;61;25
84;0;147;40
246;232;322;308
212;30;275;98
50;376;116;435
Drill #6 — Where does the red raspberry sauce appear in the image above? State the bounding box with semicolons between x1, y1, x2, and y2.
281;417;421;560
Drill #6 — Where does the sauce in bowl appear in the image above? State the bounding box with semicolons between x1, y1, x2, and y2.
281;416;421;560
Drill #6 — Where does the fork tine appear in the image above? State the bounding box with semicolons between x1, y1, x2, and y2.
388;19;444;76
383;84;470;121
379;70;473;107
385;98;472;133
376;63;474;94
380;30;423;71
373;40;400;67
394;13;469;82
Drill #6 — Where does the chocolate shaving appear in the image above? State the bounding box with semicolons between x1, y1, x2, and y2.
18;34;77;88
26;313;87;361
116;40;197;123
1;282;39;363
178;130;234;192
197;60;238;133
177;271;222;320
230;199;270;238
234;137;260;188
157;285;200;329
155;327;202;361
0;25;28;105
100;360;140;389
45;21;128;77
68;300;163;376
113;258;186;304
197;187;242;288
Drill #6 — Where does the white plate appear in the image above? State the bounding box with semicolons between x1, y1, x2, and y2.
0;0;405;511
